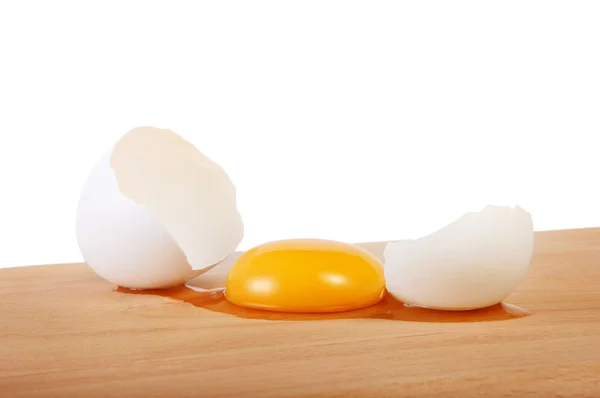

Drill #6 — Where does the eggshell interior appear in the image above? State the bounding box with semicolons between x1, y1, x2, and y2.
110;127;244;271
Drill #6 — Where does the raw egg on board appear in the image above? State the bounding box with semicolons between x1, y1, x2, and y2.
76;128;534;317
224;239;386;313
76;126;244;290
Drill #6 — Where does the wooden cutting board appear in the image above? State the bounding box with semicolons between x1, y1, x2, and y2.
1;228;599;397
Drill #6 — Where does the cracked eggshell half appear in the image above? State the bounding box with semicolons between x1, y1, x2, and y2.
75;127;244;290
383;205;534;310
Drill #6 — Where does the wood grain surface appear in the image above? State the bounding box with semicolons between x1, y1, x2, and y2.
1;229;599;397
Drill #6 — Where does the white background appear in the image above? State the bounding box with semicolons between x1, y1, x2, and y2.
0;1;598;268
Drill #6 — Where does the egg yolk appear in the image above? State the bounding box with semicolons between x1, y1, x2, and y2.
224;239;386;313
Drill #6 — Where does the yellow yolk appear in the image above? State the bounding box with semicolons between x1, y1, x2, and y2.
224;239;386;313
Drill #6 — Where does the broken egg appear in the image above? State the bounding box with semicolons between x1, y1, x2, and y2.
225;239;386;313
383;205;534;310
76;126;244;289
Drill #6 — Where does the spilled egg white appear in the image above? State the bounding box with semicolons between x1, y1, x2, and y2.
383;205;534;310
76;126;244;289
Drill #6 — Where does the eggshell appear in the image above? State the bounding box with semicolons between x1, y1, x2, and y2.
383;205;534;310
76;127;244;289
